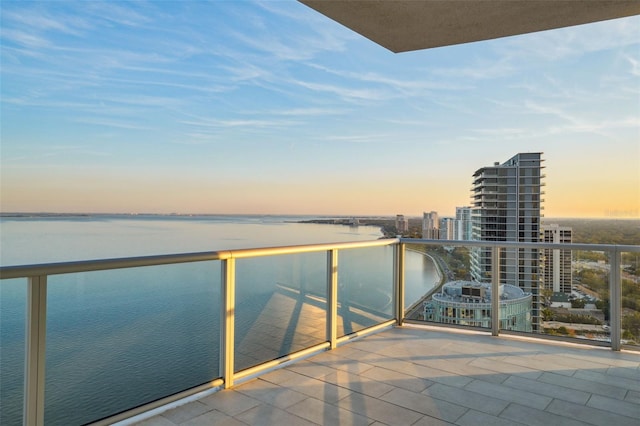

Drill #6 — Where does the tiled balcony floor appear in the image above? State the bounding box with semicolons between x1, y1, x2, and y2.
130;326;640;426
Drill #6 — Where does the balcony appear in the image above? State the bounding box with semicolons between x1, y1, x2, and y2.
132;326;640;426
1;239;639;426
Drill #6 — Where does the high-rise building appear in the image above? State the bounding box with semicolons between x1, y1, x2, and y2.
422;211;439;239
440;217;455;240
541;224;573;294
470;152;544;329
455;206;473;240
396;214;409;233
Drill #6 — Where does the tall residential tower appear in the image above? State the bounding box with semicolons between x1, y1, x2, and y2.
470;152;544;329
541;224;573;294
422;211;439;239
455;206;473;240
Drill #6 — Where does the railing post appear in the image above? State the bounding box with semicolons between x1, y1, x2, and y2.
609;248;621;351
24;275;47;426
327;250;338;349
220;258;235;388
394;242;405;326
491;247;500;336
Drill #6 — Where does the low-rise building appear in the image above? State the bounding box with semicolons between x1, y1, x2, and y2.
424;280;532;332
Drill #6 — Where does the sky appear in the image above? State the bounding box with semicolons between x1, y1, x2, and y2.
1;1;639;218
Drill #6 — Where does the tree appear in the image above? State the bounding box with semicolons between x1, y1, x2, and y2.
571;299;585;309
622;312;640;341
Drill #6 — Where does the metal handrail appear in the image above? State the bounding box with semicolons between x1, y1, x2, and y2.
0;238;400;279
400;238;640;252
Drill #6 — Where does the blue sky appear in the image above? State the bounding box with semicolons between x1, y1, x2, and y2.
1;1;639;217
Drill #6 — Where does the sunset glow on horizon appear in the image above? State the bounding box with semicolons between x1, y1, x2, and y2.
1;1;638;219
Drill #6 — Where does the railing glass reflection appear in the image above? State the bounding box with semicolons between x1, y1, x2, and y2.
0;278;27;426
234;252;328;372
44;262;221;425
337;246;394;336
621;250;640;347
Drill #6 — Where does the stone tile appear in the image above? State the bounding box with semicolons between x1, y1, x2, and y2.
340;338;388;354
323;369;395;398
606;366;640;381
379;387;468;423
421;382;509;416
468;357;542;380
160;401;211;424
500;355;576;377
276;373;352;403
311;351;376;375
415;357;510;385
234;403;316;426
234;379;307;409
574;369;640;392
625;390;640;405
286;360;336;379
259;368;306;385
414;363;476;388
537;371;628;400
464;379;552;410
287;396;372;426
502;375;591;405
586;394;640;419
499;403;587;426
546;398;639;426
534;353;611;372
569;351;640;368
132;416;177;426
360;365;433;393
410;415;456;426
180;409;238;426
337;392;423;425
199;389;261;416
456;409;526;426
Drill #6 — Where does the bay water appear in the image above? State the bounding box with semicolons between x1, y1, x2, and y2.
0;215;439;425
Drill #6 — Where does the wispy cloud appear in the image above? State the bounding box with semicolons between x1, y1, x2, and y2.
430;58;514;80
2;8;90;36
83;1;154;28
271;107;350;117
70;117;152;131
499;15;640;61
316;133;391;144
624;54;640;77
1;28;52;48
181;117;299;130
308;63;471;93
294;80;391;103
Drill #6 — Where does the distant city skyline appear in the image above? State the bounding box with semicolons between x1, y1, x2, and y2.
1;1;638;218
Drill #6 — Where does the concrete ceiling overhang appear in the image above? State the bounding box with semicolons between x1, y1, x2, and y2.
300;0;640;53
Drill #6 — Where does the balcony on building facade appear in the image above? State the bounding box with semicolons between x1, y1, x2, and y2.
1;238;638;426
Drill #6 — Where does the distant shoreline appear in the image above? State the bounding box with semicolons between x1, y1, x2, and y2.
297;217;399;238
1;212;638;221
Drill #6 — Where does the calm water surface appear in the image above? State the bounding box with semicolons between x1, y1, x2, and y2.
0;215;438;425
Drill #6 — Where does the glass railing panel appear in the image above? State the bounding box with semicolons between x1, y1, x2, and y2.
44;261;221;426
0;278;27;426
337;246;394;336
234;252;327;372
532;249;610;343
621;251;639;348
405;243;493;330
